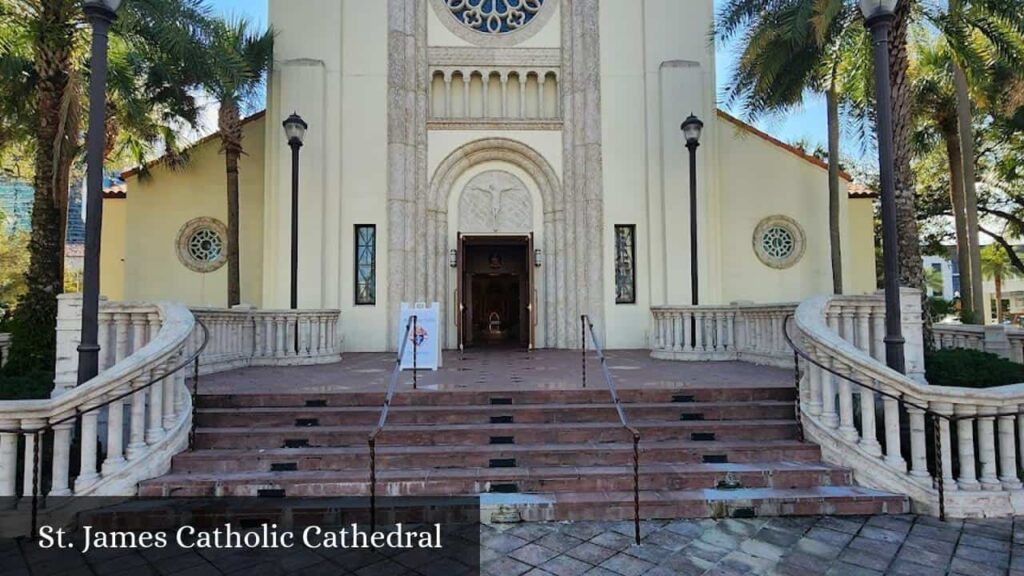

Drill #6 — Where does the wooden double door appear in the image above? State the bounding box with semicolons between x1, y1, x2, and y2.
456;234;536;351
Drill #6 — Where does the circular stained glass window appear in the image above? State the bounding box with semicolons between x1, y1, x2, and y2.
176;217;228;273
447;0;546;34
753;216;806;269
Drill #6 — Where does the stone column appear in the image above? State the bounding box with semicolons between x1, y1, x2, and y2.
899;288;926;384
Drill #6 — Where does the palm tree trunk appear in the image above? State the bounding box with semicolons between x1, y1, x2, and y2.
942;125;973;319
219;101;242;307
995;274;1003;324
953;65;984;321
11;0;77;372
826;86;843;295
889;0;924;292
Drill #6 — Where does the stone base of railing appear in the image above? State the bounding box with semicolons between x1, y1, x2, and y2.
197;351;343;376
651;349;738;363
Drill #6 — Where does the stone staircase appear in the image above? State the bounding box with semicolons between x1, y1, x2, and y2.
140;385;909;520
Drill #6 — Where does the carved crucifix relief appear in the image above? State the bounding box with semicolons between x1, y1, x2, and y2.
459;170;533;234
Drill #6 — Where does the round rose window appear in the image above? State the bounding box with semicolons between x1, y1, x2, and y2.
753;216;806;269
446;0;546;34
176;217;229;273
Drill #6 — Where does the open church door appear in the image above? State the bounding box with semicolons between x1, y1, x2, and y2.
528;233;537;350
456;232;466;354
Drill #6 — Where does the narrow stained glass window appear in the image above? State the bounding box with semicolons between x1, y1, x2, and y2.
355;225;376;305
615;225;637;304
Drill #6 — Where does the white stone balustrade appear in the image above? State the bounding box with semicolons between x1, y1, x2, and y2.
0;333;9;368
0;301;195;507
934;323;1024;363
795;289;1024;517
651;303;797;367
188;308;341;375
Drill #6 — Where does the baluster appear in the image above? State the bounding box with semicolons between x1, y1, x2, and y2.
318;315;328;355
954;405;980;490
977;407;1001;490
146;365;166;443
671;313;683;353
147;310;161;347
999;408;1022;489
855;305;871;353
806;341;822;416
907;407;930;480
693;311;706;352
264;315;275;357
840;307;856;346
21;421;44;498
882;394;905;470
103;387;128;475
114;312;130;363
932;402;956;490
682;312;692;352
275;315;287;357
48;419;73;496
126;378;148;459
858;382;882;456
74;408;100;492
97;310;111;370
725;312;736;351
818;350;838;428
715;312;726;353
769;313;780;354
871;305;886;363
836;365;858;442
131;313;147;356
0;422;18;497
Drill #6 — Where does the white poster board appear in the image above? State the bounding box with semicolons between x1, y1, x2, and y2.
398;302;441;371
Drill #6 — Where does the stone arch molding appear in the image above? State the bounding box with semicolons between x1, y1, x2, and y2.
422;137;580;348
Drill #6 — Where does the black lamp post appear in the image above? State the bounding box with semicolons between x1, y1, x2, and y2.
681;114;704;309
283;113;307;311
861;0;906;374
78;0;122;385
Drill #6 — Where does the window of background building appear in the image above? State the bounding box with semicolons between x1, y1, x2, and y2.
355;225;376;305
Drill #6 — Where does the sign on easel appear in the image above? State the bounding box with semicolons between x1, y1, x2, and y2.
398;303;441;371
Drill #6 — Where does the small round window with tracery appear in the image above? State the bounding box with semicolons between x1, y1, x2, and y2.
753;216;805;269
176;217;228;273
446;0;545;34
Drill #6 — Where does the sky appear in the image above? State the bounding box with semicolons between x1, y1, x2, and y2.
204;0;835;154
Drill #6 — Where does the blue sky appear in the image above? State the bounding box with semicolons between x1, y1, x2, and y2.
205;0;832;153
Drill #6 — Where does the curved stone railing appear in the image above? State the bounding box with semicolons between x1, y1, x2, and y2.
933;323;1024;364
794;291;1024;518
0;301;197;504
0;333;9;367
651;303;797;367
189;308;341;375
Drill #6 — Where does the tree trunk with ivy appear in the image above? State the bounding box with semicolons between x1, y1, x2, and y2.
8;1;79;373
219;100;243;307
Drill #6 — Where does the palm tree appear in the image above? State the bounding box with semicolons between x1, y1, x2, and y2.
201;18;273;307
981;244;1021;324
910;39;976;318
716;0;871;295
0;0;212;371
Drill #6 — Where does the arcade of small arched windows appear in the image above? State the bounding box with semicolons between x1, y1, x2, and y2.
429;67;561;123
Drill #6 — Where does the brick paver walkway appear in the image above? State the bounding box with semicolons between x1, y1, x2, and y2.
481;515;1021;576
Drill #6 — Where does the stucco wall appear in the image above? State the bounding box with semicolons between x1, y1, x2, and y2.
99;197;126;302
115;116;266;307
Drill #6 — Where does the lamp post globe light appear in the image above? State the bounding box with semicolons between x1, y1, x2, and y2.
861;0;906;374
283;113;308;312
77;0;123;385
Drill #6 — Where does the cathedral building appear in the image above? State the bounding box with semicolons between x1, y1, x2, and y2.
102;0;877;352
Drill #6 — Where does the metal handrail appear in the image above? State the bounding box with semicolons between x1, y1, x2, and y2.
368;315;417;531
781;314;949;520
1;318;210;538
581;315;642;545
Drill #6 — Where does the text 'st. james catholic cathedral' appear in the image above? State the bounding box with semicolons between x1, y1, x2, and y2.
104;0;877;353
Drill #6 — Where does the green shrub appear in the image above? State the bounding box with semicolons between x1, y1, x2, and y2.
925;348;1024;388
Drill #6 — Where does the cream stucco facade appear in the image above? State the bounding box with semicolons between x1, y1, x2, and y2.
106;0;877;353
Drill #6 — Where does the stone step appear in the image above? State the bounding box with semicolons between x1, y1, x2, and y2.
192;419;799;449
504;487;910;521
169;439;824;473
138;462;854;498
193;401;796;428
195;386;796;409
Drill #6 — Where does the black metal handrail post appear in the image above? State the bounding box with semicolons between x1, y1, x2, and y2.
368;316;415;532
582;315;641;544
581;316;587;388
412;316;418;390
781;314;949;520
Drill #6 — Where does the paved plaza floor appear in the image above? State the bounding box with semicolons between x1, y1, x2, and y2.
2;515;1019;575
